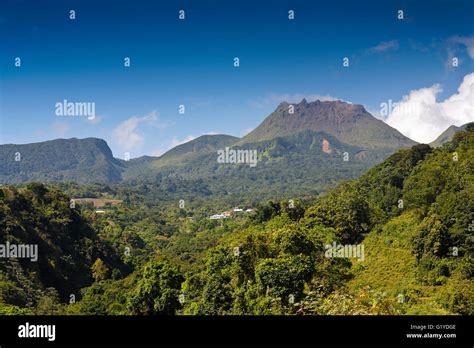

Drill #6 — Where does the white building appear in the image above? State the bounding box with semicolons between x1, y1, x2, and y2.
210;214;228;220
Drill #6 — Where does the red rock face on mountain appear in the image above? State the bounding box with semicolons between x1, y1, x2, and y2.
242;99;416;149
322;139;332;153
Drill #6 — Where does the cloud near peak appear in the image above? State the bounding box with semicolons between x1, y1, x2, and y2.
112;111;160;151
385;73;474;143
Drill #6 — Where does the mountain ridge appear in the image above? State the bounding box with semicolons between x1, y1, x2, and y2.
0;100;424;191
429;123;470;148
241;99;416;149
0;137;125;184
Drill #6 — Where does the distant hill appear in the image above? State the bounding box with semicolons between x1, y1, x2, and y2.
0;138;125;184
160;134;239;161
241;99;416;149
121;134;239;181
120;100;415;198
429;123;471;147
123;129;395;200
0;101;418;198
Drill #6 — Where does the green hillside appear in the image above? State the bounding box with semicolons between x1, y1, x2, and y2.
122;130;395;202
122;134;239;180
0;138;125;184
177;128;473;315
159;134;239;161
0;183;127;314
0;126;471;316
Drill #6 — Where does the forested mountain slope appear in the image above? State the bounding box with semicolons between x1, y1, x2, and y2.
242;99;416;149
0;126;472;315
0;183;127;314
0;138;125;184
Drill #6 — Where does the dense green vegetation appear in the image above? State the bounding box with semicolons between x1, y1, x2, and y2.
124;130;391;202
0;128;472;315
0;138;125;183
0;183;128;314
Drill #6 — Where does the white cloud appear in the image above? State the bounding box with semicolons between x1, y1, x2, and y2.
86;114;102;125
386;73;474;143
449;36;474;59
249;93;345;109
51;122;70;137
368;40;399;54
112;111;160;150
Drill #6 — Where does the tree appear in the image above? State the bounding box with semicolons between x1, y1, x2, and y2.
127;260;184;315
255;255;313;301
304;182;372;243
252;201;281;223
91;258;109;282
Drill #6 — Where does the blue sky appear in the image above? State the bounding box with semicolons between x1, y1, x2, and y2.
1;0;473;157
